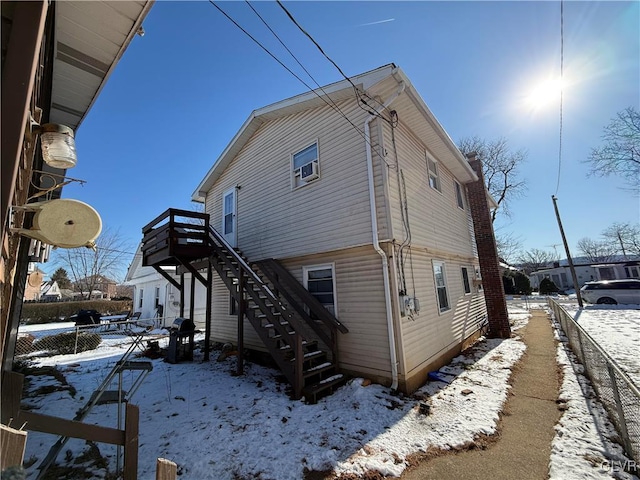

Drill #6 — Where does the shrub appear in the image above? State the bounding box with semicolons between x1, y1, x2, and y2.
21;300;132;324
33;332;102;355
539;278;559;295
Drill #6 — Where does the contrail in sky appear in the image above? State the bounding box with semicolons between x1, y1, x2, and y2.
358;18;395;27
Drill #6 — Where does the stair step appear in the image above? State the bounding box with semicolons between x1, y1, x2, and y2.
292;350;324;362
303;361;334;378
280;340;316;352
303;374;346;403
117;361;153;371
257;312;281;319
92;390;128;405
250;303;273;309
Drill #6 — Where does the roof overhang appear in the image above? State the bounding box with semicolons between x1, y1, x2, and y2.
40;1;154;183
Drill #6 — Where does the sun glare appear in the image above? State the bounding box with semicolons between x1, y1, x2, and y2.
526;78;564;110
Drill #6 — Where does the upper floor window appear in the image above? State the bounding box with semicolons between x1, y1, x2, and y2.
292;142;319;188
427;155;441;192
454;180;465;209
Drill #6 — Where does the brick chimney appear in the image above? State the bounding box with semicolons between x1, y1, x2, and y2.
466;153;511;339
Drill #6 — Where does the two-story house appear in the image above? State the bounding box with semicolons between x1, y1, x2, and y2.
177;64;508;395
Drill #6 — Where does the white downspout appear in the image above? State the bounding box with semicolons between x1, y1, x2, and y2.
364;79;405;390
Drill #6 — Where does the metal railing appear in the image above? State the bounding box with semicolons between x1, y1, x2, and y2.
548;298;639;462
15;316;170;358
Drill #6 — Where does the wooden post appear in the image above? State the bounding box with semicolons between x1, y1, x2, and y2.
189;274;196;321
204;263;212;361
123;404;139;480
294;333;303;400
1;424;27;471
1;371;23;425
237;269;244;376
155;458;177;480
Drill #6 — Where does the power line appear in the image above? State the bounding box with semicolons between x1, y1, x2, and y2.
555;0;564;196
274;0;388;118
208;1;393;165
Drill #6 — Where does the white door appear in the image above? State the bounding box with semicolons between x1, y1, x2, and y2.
222;188;237;247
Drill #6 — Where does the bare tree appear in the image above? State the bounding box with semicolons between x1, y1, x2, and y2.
585;107;640;193
51;227;133;299
576;237;617;263
494;230;523;265
516;248;556;275
601;222;640;258
459;136;528;222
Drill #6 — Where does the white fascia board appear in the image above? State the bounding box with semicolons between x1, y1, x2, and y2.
392;69;478;183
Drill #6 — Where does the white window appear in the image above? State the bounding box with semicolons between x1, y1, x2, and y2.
138;289;143;309
432;261;450;312
625;266;640;278
292;142;319;188
461;267;471;294
303;264;337;316
427;155;441;192
454;180;465;209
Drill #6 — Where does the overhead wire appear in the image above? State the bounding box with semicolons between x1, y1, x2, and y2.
274;0;390;120
208;1;394;166
554;0;564;196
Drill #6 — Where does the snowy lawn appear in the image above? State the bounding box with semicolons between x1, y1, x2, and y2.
15;305;638;479
562;303;640;385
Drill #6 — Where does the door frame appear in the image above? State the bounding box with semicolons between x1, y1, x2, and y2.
222;187;237;247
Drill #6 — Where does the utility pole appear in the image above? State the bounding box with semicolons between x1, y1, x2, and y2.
551;195;583;308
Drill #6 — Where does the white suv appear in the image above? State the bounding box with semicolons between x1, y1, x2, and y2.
580;279;640;305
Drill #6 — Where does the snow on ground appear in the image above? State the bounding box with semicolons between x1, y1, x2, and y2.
16;304;638;479
562;304;640;385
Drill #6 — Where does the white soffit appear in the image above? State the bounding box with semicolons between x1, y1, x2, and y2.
49;1;154;131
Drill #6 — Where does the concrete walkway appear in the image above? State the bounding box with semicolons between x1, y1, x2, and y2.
401;309;561;480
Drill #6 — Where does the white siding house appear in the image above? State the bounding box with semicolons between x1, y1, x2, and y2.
191;64;495;392
125;244;207;328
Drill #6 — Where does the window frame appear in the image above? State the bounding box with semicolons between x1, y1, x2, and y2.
302;263;338;316
461;266;472;295
432;260;451;313
291;140;320;189
155;286;160;308
454;180;465;209
138;288;143;309
426;154;441;192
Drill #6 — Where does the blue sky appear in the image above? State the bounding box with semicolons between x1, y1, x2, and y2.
55;1;639;279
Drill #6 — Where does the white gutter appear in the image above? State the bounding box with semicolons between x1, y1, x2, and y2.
364;77;405;390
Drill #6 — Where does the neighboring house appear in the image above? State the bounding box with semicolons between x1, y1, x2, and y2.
40;281;62;302
74;275;117;300
182;64;507;394
125;244;207;326
529;260;640;290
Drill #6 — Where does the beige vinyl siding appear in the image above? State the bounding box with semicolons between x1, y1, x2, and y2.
206;245;392;379
205;99;375;261
398;249;486;374
380;119;476;257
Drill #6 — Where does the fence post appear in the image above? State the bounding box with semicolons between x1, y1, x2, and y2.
156;458;177;480
607;364;633;458
74;326;80;355
123;404;139;480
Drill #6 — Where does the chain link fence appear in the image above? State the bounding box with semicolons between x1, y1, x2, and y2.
15;317;170;358
548;299;639;463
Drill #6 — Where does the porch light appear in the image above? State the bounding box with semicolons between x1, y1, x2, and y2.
39;123;77;169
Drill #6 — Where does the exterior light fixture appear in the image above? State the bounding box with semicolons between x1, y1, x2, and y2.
27;114;78;169
38;123;77;169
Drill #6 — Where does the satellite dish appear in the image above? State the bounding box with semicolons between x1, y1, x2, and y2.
13;199;102;249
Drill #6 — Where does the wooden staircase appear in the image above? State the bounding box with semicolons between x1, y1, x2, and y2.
141;209;349;403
